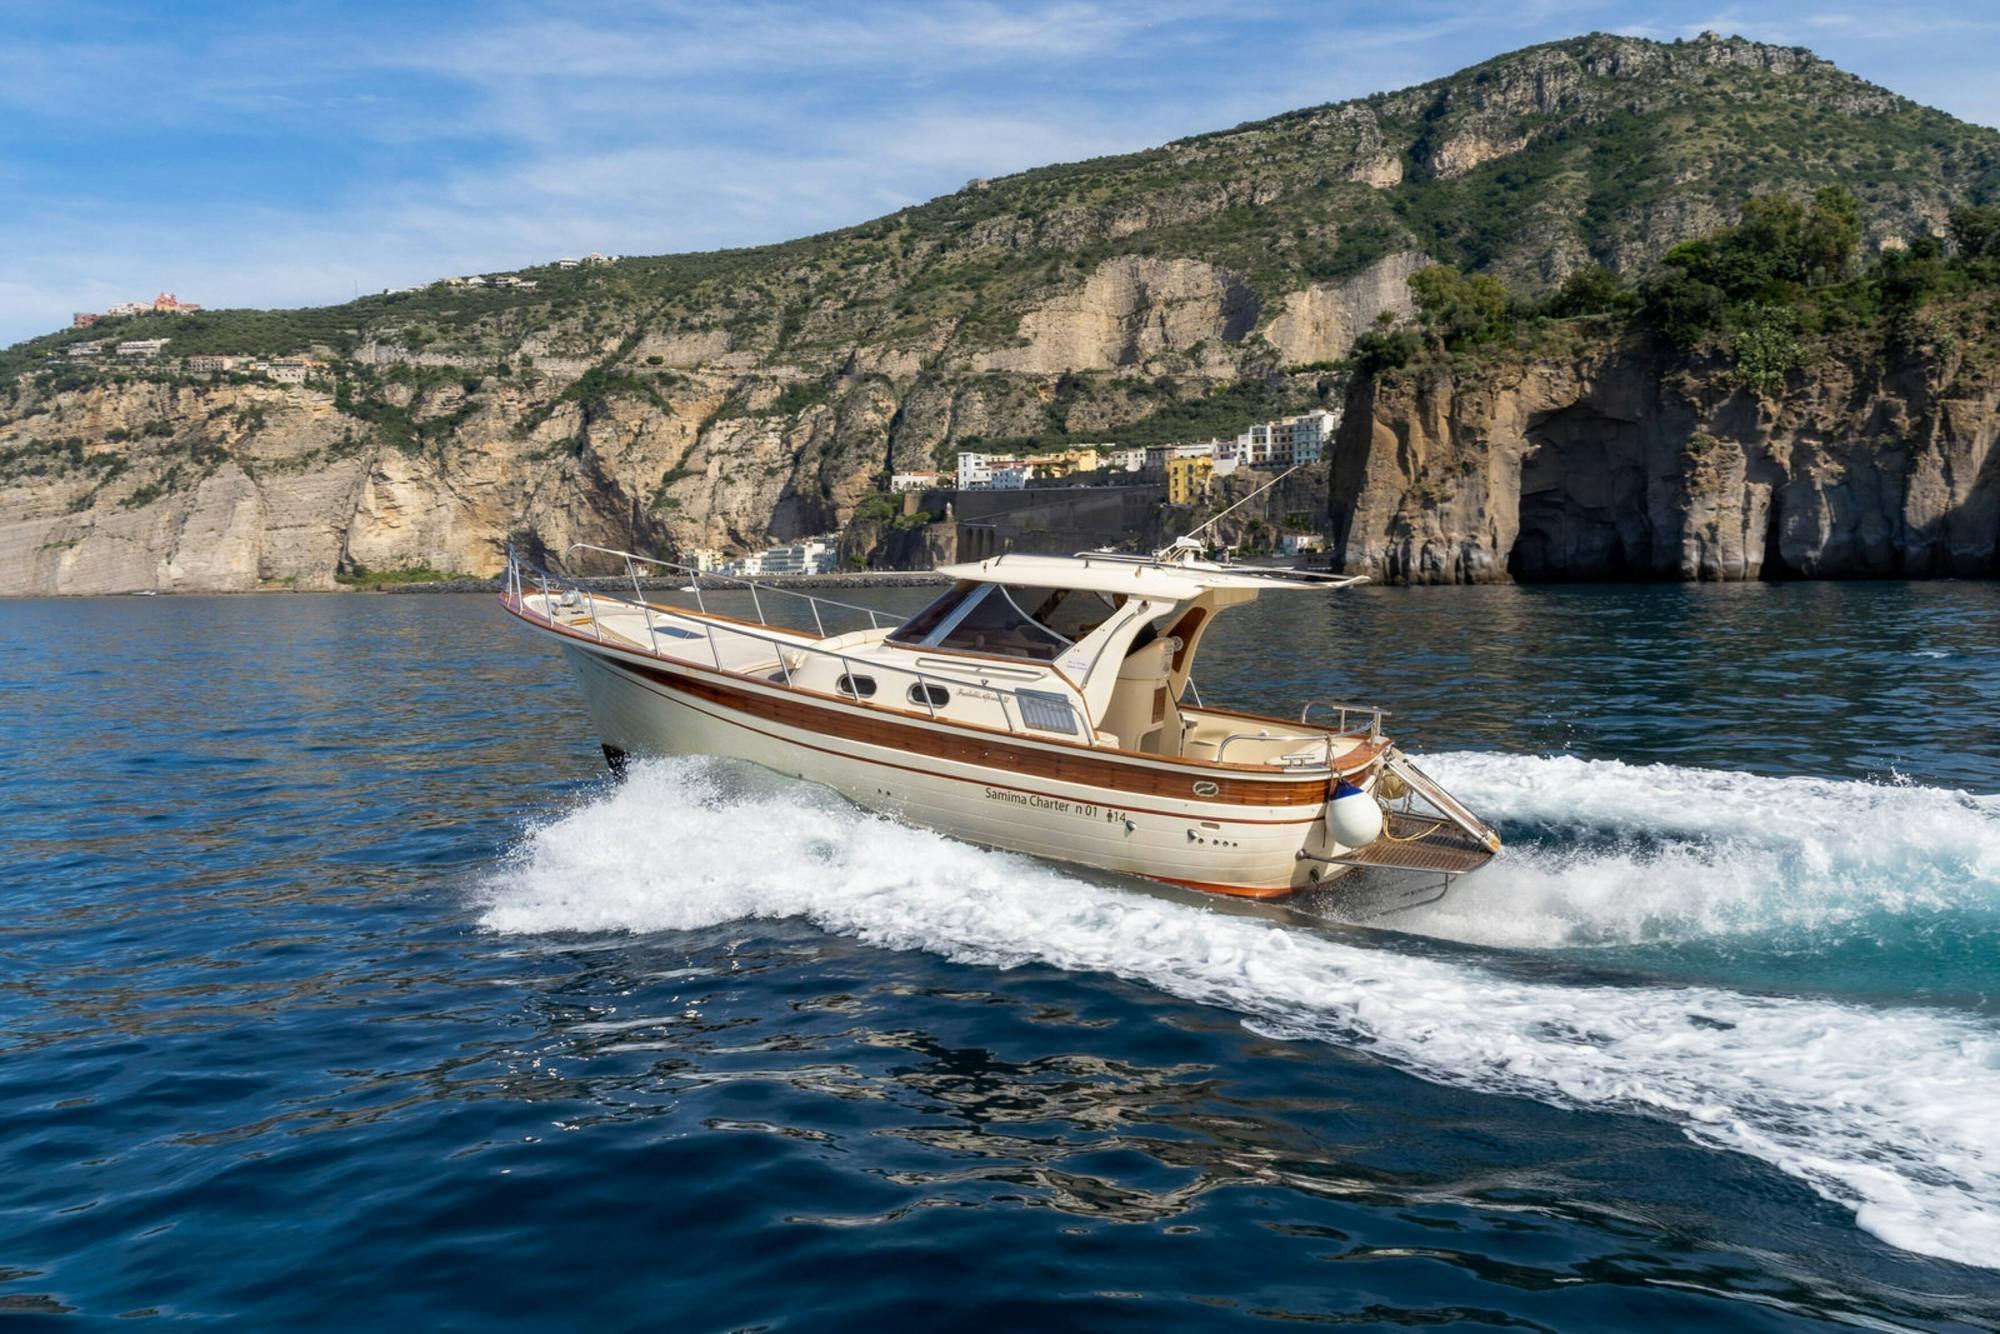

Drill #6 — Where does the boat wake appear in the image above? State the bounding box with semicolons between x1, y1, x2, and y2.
480;755;2000;1271
1364;752;2000;950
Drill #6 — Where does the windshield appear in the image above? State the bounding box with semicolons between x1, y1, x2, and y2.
888;584;1118;663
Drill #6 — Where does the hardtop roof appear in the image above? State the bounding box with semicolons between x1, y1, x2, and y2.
933;552;1354;598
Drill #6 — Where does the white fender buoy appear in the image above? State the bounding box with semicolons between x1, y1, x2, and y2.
1328;778;1384;848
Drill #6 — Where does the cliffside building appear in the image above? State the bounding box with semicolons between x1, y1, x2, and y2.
1237;411;1337;468
956;452;997;489
955;447;1102;490
1167;455;1214;505
728;538;838;576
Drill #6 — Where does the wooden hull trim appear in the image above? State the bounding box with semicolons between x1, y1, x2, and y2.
597;653;1325;829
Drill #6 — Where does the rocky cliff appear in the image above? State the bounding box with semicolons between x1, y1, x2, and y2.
1330;326;2000;582
6;30;1998;594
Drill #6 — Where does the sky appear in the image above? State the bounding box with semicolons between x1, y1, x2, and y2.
4;0;2000;348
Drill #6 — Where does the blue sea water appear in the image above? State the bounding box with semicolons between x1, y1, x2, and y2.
3;580;1999;1328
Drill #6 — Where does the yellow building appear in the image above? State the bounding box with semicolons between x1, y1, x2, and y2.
1027;447;1102;481
1167;455;1213;505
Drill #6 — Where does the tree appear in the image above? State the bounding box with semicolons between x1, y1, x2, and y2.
1738;195;1807;280
1544;265;1631;317
1408;264;1511;350
1800;186;1861;283
1948;205;2000;260
1641;267;1726;344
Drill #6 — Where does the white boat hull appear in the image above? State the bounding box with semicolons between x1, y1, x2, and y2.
558;640;1359;896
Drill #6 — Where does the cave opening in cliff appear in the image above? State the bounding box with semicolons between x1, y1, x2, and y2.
1508;405;1658;582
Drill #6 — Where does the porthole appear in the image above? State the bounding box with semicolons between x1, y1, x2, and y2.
835;674;877;699
908;683;950;708
1192;780;1220;797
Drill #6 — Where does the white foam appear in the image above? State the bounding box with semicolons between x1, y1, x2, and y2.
1379;752;2000;948
480;757;2000;1270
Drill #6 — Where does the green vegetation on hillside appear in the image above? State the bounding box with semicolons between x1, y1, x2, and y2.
334;563;473;588
8;29;1996;399
1357;185;2000;398
943;376;1326;463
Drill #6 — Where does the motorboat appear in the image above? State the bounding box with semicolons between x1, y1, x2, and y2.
501;543;1500;898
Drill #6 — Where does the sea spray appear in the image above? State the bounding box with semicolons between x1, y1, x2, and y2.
1392;752;2000;948
481;755;2000;1270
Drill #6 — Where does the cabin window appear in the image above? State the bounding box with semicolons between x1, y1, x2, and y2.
887;581;977;645
835;673;877;698
888;583;1115;663
908;683;950;708
1036;588;1123;641
1015;689;1079;735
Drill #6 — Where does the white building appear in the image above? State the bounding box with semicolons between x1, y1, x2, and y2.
555;258;581;270
67;342;104;358
1103;446;1147;473
956;452;996;490
116;338;170;357
106;301;147;317
1237;410;1338;468
265;356;320;385
1279;532;1328;556
990;465;1031;490
891;469;949;493
756;538;839;575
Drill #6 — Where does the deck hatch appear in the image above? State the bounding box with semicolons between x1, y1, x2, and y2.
1015;689;1079;735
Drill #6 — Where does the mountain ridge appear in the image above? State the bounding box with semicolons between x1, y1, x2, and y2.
4;30;1998;594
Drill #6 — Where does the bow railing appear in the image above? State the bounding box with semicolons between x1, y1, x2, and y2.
502;544;1093;740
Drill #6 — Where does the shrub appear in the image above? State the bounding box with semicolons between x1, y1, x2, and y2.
1730;305;1809;395
1408;265;1511;349
1350;326;1423;373
1544;265;1633;318
1948;205;2000;260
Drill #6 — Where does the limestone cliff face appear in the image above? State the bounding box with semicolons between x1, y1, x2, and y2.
974;257;1259;374
1263;254;1428;366
0;250;1413;594
1330;336;2000;583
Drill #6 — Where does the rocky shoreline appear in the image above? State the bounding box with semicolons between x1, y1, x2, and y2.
385;570;952;595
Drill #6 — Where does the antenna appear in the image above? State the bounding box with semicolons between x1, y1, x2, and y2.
1159;463;1302;559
